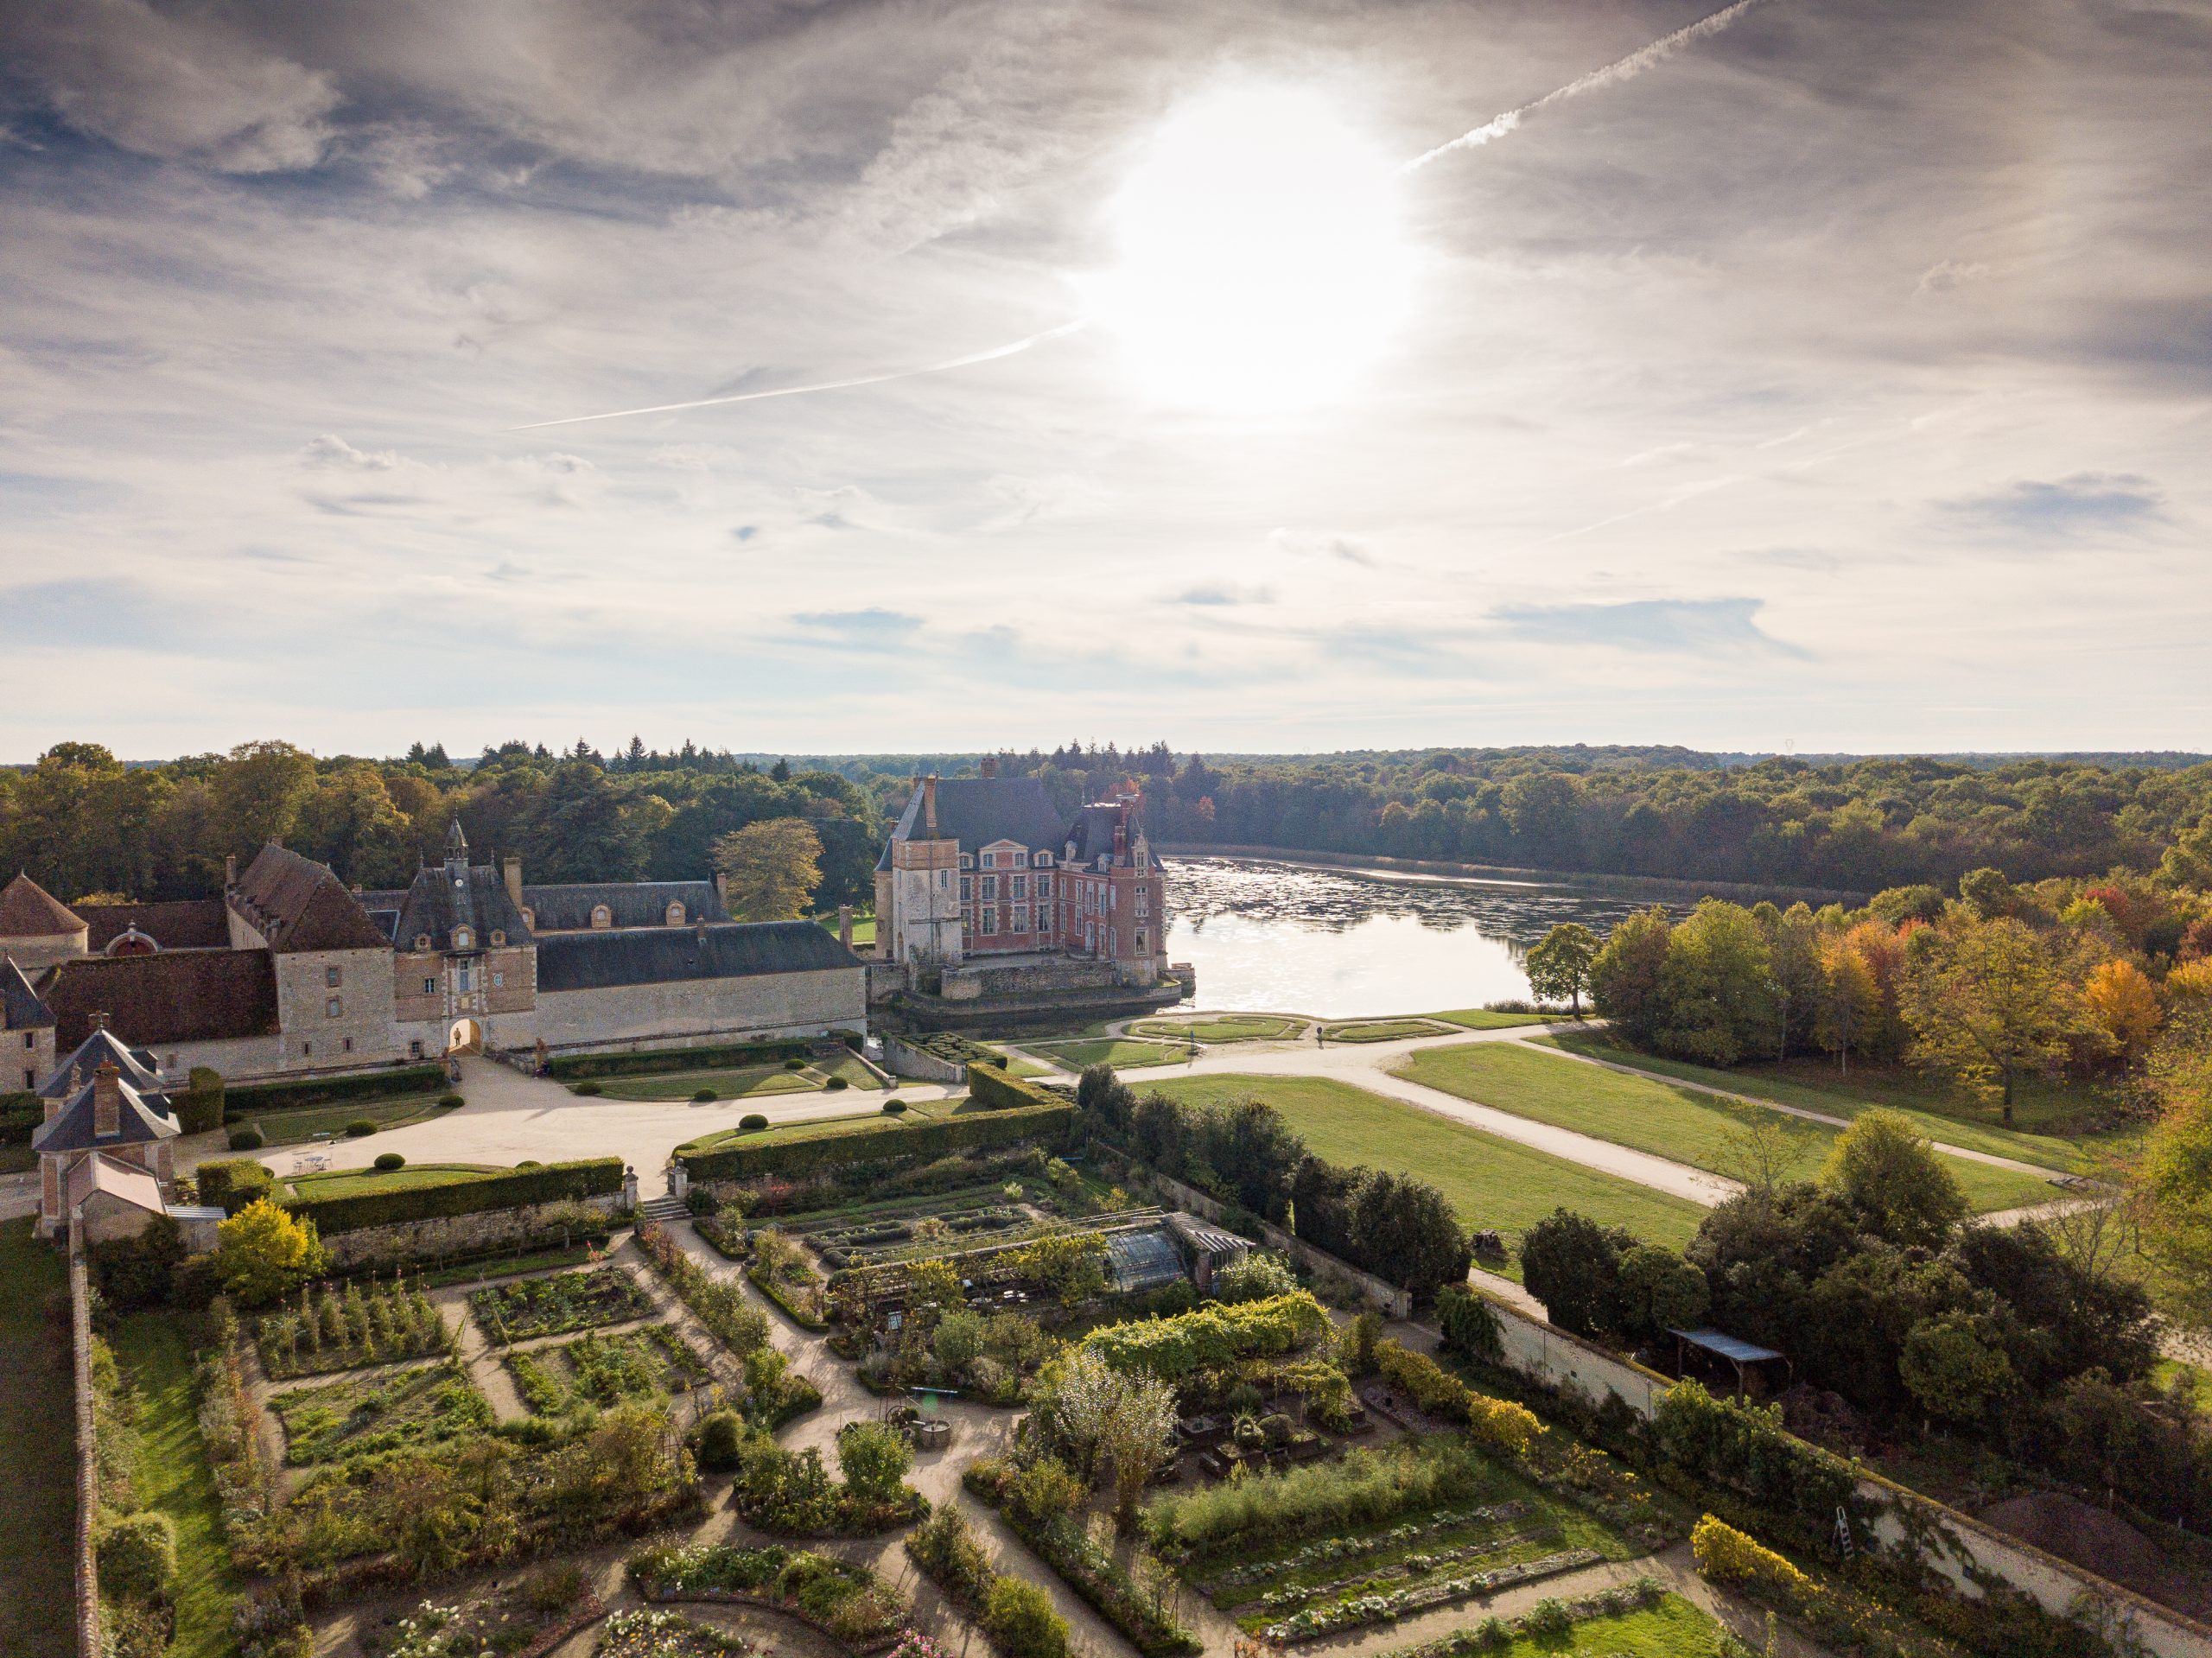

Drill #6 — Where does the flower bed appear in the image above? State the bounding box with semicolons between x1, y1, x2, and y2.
1242;1528;1562;1619
366;1566;606;1658
636;1221;772;1357
269;1360;493;1465
595;1608;756;1657
695;1214;749;1260
257;1278;451;1377
1195;1501;1532;1593
1258;1549;1601;1643
748;1261;831;1330
509;1325;713;1412
468;1267;655;1343
626;1542;905;1650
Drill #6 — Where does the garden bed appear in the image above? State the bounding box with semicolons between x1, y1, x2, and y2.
359;1564;606;1658
468;1267;656;1343
508;1324;713;1411
269;1360;493;1465
256;1279;450;1378
627;1541;906;1650
1318;1019;1455;1044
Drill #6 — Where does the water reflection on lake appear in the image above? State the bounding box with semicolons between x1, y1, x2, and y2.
1163;856;1662;1019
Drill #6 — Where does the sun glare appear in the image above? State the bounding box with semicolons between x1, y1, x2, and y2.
1085;84;1414;415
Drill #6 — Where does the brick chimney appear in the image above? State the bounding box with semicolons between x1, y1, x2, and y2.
504;854;524;914
225;853;237;887
713;871;728;905
92;1062;121;1139
924;775;939;835
838;905;853;948
979;755;998;778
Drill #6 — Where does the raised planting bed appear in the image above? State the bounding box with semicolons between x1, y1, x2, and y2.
361;1563;606;1658
508;1324;714;1412
626;1541;906;1649
468;1267;656;1344
594;1607;759;1656
1260;1548;1601;1642
269;1359;493;1465
1030;1038;1185;1070
256;1278;451;1378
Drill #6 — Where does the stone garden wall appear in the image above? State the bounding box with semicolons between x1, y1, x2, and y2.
67;1215;102;1658
318;1189;631;1270
1143;1167;1413;1318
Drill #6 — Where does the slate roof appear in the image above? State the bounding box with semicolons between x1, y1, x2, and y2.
0;873;86;937
522;880;729;931
392;863;533;951
1;957;54;1031
36;1027;164;1101
232;845;392;953
33;1070;179;1154
82;899;231;952
880;778;1072;870
537;920;860;993
42;951;282;1048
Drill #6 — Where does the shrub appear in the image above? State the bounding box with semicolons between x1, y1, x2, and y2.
572;1082;603;1096
837;1420;915;1500
982;1577;1069;1658
1522;1598;1573;1641
1145;1436;1496;1555
1213;1251;1299;1304
1084;1291;1331;1380
785;1058;807;1070
682;1099;1072;1183
696;1409;746;1471
694;1087;718;1102
372;1152;405;1171
214;1200;327;1306
826;1076;849;1091
1465;1393;1540;1458
968;1067;1064;1111
1437;1284;1505;1364
194;1158;273;1216
228;1125;264;1151
906;1505;995;1604
882;1100;906;1115
1690;1514;1811;1593
283;1156;623;1235
436;1093;463;1109
176;1067;226;1134
741;1114;770;1131
96;1510;176;1602
1653;1381;1855;1534
343;1119;378;1137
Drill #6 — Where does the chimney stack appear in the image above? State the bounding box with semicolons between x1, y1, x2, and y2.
224;853;238;887
504;854;524;914
838;905;853;949
713;870;728;905
92;1062;121;1139
979;755;998;779
924;775;939;835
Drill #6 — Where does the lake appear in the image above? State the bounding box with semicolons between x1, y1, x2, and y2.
1161;855;1662;1019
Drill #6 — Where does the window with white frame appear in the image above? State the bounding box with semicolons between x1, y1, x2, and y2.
423;976;436;995
1035;874;1051;901
982;907;998;934
1012;850;1027;867
981;875;997;900
958;854;972;870
1035;850;1052;867
1012;905;1030;932
980;850;995;869
1010;874;1027;899
959;875;972;901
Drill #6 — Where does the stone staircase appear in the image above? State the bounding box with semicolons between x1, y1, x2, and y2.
634;1194;689;1226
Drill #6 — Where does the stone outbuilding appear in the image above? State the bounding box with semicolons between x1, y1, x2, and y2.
31;1028;181;1239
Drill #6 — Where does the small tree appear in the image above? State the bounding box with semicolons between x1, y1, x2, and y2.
836;1420;913;1502
933;1308;987;1375
982;1577;1069;1658
1899;1313;2013;1426
213;1198;327;1307
711;817;823;922
1614;1244;1709;1344
1525;923;1599;1015
1519;1209;1629;1338
1820;1109;1967;1250
1900;913;2086;1123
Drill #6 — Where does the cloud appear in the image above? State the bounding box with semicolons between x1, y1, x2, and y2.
302;435;399;471
1173;583;1276;607
1491;598;1804;656
1939;473;2167;537
1270;529;1378;568
1916;258;1993;295
793;607;922;638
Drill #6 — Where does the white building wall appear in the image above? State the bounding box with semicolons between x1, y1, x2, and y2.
532;967;866;1053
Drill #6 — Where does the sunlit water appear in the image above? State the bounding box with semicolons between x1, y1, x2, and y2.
1161;856;1663;1019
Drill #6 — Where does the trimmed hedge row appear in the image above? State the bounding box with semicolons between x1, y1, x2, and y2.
966;1066;1065;1111
226;1064;446;1117
0;1089;41;1146
548;1039;815;1080
680;1101;1073;1184
284;1156;625;1234
1084;1290;1332;1380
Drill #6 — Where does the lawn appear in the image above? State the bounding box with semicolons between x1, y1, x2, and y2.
1427;1008;1560;1030
1532;1031;2110;1172
976;1045;1052;1079
1032;1037;1187;1070
1319;1019;1457;1043
270;1360;492;1464
0;1220;74;1658
278;1160;500;1201
677;1094;983;1154
590;1062;828;1102
109;1314;238;1658
1142;1074;1708;1273
1132;1013;1308;1042
1484;1595;1726;1658
1397;1044;2058;1214
238;1092;454;1147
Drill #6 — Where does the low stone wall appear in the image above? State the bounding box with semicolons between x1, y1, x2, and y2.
1141;1167;1412;1318
67;1215;102;1658
318;1190;631;1270
879;1036;966;1084
1466;1286;2212;1658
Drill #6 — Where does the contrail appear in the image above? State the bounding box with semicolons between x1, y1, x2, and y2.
1405;0;1777;170
509;318;1089;431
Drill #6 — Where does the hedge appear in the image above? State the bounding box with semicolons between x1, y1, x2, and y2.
680;1100;1073;1184
175;1067;226;1134
225;1064;446;1117
0;1090;40;1147
1652;1381;1857;1537
967;1066;1065;1111
283;1155;625;1234
196;1158;275;1216
549;1039;813;1081
1084;1290;1332;1380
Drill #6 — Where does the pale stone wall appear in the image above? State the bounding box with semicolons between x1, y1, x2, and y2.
9;1025;56;1092
1;929;89;974
67;1216;101;1658
531;967;866;1052
317;1189;630;1269
880;1035;967;1083
155;1031;289;1083
1144;1167;1413;1318
273;946;399;1069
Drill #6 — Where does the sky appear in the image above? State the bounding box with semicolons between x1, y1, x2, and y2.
2;0;2209;762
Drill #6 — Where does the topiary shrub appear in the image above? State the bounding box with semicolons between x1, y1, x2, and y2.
343;1119;378;1137
96;1510;176;1603
824;1076;848;1091
784;1058;806;1071
194;1158;273;1214
227;1124;264;1151
992;1055;1009;1069
741;1114;769;1131
373;1152;405;1171
572;1082;603;1096
693;1087;718;1102
175;1066;226;1134
436;1093;464;1109
696;1408;746;1471
982;1576;1069;1658
881;1100;907;1115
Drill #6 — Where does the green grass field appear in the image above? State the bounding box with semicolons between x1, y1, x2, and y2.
0;1221;73;1658
1318;1019;1456;1043
974;1045;1052;1079
279;1161;499;1200
591;1063;821;1102
1032;1037;1186;1070
676;1093;982;1154
1131;1014;1309;1042
1530;1032;2107;1173
1399;1044;2058;1214
235;1092;454;1147
1427;1007;1560;1029
1143;1074;1707;1274
110;1314;237;1658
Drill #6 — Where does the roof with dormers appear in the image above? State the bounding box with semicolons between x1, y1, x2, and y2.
36;1026;163;1100
522;880;728;932
1;958;54;1031
878;777;1072;870
536;919;858;992
0;873;86;938
391;862;533;952
33;1068;179;1154
230;844;391;953
82;899;231;952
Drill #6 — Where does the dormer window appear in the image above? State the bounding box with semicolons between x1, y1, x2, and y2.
591;905;612;929
454;927;474;950
490;930;505;946
1034;851;1053;868
958;854;972;870
980;851;995;869
665;902;685;925
414;934;432;950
